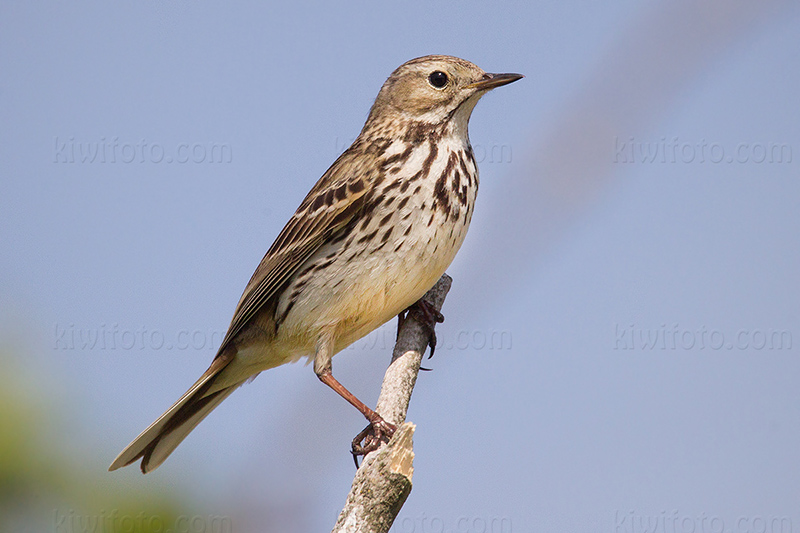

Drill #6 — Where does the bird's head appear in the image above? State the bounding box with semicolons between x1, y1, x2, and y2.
366;55;522;136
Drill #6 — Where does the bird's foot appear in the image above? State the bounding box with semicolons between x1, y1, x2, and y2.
398;299;445;358
350;416;397;468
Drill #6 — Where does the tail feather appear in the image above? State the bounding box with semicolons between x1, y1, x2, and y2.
139;386;237;473
109;352;240;473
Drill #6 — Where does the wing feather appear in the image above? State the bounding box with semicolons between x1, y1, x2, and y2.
216;149;372;354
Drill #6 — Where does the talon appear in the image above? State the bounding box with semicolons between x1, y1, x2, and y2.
427;330;438;358
405;299;444;358
350;425;373;468
350;417;397;467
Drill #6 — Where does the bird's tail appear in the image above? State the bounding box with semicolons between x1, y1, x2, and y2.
109;351;240;474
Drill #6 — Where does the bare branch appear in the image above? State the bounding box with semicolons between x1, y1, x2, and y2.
332;274;453;533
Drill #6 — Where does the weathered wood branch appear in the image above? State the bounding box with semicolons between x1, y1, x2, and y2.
332;274;453;533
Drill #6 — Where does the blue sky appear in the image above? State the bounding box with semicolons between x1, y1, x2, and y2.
2;1;799;531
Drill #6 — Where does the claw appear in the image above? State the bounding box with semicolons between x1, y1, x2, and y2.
350;417;397;468
406;306;434;370
350;425;372;468
404;299;444;358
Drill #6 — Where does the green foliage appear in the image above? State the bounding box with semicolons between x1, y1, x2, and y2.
0;353;207;533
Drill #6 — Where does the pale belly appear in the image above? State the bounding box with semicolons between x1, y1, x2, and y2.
276;199;472;361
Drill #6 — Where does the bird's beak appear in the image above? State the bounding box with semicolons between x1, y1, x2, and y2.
467;72;524;91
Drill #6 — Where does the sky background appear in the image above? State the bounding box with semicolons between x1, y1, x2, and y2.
2;1;799;532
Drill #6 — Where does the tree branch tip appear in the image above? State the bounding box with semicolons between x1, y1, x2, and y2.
387;422;415;481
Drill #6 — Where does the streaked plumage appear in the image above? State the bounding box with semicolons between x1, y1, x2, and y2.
110;55;521;473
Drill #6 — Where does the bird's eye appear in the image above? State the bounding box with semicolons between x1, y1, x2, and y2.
428;71;448;88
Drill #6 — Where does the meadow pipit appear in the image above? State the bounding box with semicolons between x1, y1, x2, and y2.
110;55;521;473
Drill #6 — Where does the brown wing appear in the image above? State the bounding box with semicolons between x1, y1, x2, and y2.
215;148;372;355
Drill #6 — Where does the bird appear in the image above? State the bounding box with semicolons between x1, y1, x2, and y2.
109;55;522;473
